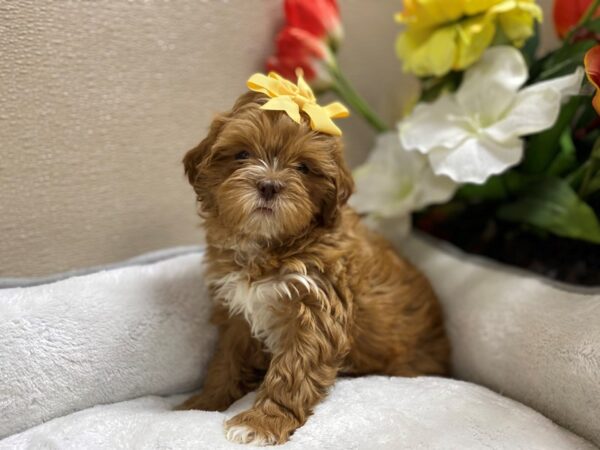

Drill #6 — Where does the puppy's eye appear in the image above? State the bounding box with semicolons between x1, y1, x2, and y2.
235;150;250;160
296;162;310;174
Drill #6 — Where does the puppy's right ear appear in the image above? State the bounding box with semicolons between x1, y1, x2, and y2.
183;92;265;188
183;116;225;187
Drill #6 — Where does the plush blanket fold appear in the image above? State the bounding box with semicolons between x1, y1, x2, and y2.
1;377;594;450
0;252;216;439
400;234;600;447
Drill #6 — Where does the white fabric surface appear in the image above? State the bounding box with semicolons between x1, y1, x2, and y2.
1;236;598;448
1;377;594;450
0;252;216;439
401;234;600;448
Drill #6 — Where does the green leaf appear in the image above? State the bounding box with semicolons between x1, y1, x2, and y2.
547;130;578;176
521;23;540;66
457;170;546;202
574;97;600;133
534;40;595;82
584;17;600;33
579;137;600;197
503;171;543;194
497;178;600;243
566;162;590;189
528;52;552;82
522;96;581;173
587;173;600;196
419;71;462;103
456;175;508;201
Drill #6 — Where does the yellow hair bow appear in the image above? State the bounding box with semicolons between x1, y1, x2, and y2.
246;71;349;136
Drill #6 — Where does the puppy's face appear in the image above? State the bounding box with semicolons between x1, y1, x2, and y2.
184;92;353;242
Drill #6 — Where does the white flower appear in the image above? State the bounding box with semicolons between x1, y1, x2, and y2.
400;46;585;184
350;131;457;234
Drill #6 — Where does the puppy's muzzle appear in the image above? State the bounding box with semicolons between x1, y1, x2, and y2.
257;180;282;201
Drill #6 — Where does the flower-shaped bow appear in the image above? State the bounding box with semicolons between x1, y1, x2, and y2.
246;71;349;136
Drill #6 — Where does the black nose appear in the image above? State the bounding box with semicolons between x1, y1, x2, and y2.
257;180;280;201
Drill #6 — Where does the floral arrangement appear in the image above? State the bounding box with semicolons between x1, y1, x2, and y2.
266;0;600;285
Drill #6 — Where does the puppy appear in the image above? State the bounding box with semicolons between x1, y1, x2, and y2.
179;89;450;445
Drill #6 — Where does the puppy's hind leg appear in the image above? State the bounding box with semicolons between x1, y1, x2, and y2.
176;313;267;412
385;329;451;378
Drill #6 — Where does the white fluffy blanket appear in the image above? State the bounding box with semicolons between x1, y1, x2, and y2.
0;252;215;439
1;378;594;449
0;240;597;448
400;234;600;447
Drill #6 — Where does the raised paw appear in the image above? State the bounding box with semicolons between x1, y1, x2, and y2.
175;392;234;412
224;407;299;446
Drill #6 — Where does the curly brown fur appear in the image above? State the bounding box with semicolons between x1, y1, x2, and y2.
178;92;450;445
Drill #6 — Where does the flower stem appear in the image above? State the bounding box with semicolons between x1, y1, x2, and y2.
565;0;600;43
327;65;388;133
579;137;600;197
537;57;581;80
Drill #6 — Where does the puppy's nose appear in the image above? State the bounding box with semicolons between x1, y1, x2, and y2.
257;180;280;201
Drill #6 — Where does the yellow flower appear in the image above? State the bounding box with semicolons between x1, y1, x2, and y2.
395;0;543;77
247;71;349;136
489;1;543;46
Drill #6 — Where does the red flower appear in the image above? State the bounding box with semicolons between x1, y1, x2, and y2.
585;45;600;114
553;0;600;38
284;0;343;48
267;27;334;89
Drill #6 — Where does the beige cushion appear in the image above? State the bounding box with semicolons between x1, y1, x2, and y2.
402;233;600;447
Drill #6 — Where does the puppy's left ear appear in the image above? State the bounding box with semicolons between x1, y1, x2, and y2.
321;141;354;227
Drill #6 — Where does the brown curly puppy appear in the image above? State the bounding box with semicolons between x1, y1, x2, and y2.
178;91;450;445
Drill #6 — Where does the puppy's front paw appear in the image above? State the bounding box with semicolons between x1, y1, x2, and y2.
225;423;276;446
224;408;298;446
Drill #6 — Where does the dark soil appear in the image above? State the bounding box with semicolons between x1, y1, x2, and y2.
416;204;600;287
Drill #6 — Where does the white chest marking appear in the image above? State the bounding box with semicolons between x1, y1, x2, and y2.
210;271;321;352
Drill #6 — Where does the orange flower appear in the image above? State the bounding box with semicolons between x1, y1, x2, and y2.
553;0;600;38
266;0;341;89
585;45;600;114
266;27;334;89
284;0;342;47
